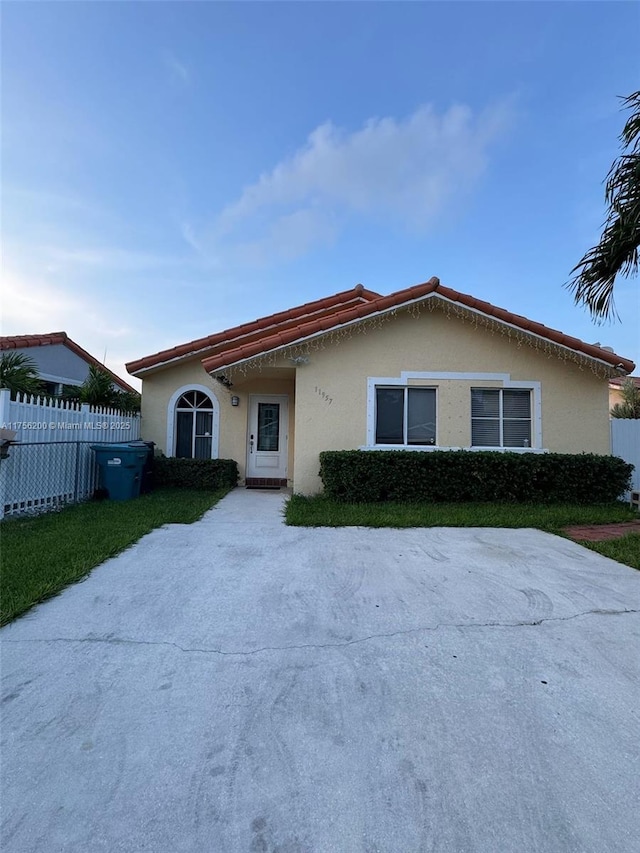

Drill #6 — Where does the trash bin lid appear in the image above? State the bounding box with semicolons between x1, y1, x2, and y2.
91;443;148;454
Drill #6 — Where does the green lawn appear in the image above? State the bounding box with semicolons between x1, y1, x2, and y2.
582;534;640;571
286;494;637;531
0;488;230;626
286;495;640;571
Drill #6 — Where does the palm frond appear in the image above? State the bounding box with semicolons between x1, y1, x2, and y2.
0;352;44;396
567;90;640;320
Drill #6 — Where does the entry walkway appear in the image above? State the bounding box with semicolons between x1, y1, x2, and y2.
2;488;639;852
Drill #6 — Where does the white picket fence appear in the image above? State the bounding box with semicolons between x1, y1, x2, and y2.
0;388;139;444
611;418;640;496
0;389;141;519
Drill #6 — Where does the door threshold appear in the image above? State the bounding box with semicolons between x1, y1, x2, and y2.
245;477;287;489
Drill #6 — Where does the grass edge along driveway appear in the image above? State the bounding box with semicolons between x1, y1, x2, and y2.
0;488;230;626
285;494;640;571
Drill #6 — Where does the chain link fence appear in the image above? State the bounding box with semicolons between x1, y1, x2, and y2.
0;441;114;519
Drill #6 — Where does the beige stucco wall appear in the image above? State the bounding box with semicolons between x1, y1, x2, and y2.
291;308;611;494
609;385;623;412
139;358;295;484
138;306;611;495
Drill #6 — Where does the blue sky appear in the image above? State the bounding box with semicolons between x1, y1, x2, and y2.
3;1;639;389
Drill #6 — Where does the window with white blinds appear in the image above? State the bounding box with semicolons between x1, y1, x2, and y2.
471;388;532;447
375;387;436;445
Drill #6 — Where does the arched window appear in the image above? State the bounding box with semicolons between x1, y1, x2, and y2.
174;390;215;459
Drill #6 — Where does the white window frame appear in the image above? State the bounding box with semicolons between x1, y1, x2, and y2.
373;385;438;447
364;372;543;452
471;387;533;448
166;384;220;459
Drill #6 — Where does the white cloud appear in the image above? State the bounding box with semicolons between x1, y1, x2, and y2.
2;191;222;390
2;270;88;335
209;101;513;264
163;50;190;84
1;231;222;391
3;186;106;218
41;245;190;272
0;269;141;390
228;207;338;267
180;221;220;266
7;240;208;275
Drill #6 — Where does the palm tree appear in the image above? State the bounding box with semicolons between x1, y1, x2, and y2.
112;390;141;414
0;352;44;396
611;378;640;418
63;365;141;411
567;91;640;320
63;365;119;407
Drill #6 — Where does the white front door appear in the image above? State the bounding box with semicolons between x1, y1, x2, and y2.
247;395;288;480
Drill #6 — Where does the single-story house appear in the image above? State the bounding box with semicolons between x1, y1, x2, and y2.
609;375;640;412
126;277;636;495
0;332;137;397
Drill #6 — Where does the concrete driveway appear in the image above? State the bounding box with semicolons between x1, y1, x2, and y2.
2;490;639;853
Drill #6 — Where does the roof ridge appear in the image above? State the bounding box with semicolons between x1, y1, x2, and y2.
1;332;68;346
200;278;439;372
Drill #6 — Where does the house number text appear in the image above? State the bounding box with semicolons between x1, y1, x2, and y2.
314;386;333;405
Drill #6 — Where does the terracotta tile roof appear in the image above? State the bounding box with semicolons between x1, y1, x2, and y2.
609;375;640;388
198;277;636;375
1;332;71;350
126;284;381;374
0;332;138;394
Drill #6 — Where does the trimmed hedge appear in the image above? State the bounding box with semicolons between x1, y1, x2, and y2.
319;450;633;504
154;457;238;491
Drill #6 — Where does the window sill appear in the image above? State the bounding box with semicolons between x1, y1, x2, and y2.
468;446;547;453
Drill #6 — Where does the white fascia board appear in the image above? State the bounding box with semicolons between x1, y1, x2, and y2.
38;373;83;386
130;346;216;377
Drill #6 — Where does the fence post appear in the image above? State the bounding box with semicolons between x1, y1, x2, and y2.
0;389;11;519
74;441;81;502
80;403;91;441
0;388;10;427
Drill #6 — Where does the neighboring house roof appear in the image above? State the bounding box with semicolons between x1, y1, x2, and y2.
126;284;381;374
0;332;138;394
127;278;636;378
609;376;640;388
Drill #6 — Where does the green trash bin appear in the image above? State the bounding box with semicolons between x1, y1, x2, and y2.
91;443;149;501
125;440;155;494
